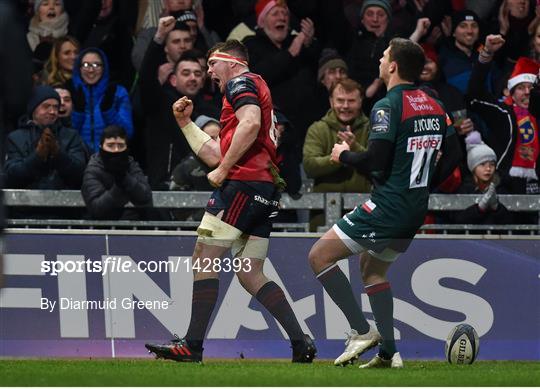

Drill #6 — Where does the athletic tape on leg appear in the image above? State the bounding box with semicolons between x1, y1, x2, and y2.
231;237;269;260
197;212;243;247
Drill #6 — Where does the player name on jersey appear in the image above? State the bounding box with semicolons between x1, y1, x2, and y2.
413;117;441;132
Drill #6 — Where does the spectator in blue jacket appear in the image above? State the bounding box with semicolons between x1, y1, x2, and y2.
67;47;133;153
438;10;500;95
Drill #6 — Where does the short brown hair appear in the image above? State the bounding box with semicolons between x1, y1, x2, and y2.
329;78;365;99
389;38;425;82
207;40;249;64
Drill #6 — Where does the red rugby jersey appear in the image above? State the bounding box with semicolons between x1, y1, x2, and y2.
219;72;279;182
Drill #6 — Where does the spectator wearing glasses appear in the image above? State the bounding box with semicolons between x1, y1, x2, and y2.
66;47;133;153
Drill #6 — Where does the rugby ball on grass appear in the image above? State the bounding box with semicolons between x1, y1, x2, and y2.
445;324;479;364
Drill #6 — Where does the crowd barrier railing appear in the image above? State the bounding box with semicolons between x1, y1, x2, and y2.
3;189;539;233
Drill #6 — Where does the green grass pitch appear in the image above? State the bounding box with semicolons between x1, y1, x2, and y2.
1;359;538;386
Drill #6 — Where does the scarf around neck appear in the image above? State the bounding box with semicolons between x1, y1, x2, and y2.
27;12;69;51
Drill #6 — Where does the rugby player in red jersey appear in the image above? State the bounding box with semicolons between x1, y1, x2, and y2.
145;40;316;363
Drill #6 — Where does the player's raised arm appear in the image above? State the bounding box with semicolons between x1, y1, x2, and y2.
207;104;260;187
172;96;221;167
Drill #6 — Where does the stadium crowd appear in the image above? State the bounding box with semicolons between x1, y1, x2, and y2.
0;0;538;228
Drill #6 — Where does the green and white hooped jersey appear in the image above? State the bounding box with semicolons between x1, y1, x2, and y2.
361;84;453;229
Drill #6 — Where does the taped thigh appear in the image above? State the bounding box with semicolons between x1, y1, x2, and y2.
231;236;270;259
197;212;243;248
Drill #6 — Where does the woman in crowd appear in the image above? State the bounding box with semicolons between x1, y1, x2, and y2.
67;47;133;153
40;35;79;86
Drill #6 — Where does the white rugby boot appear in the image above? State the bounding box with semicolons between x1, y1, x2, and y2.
359;352;403;369
334;327;382;366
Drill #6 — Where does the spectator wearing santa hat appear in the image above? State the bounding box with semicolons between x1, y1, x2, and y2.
467;34;540;224
243;0;321;145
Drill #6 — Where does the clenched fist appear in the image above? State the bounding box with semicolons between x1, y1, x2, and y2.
172;96;194;127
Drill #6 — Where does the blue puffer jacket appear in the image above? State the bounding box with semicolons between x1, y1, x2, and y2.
70;47;133;152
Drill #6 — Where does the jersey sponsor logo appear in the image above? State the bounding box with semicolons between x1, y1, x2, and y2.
413;118;441;133
254;195;279;207
405;94;434;111
407;135;443;188
401;90;445;121
371;108;390;133
407;134;443;152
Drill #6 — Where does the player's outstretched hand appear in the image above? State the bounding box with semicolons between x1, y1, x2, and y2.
207;166;228;188
331;142;350;163
172;96;194;127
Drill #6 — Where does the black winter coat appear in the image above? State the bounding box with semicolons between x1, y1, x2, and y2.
243;29;321;142
139;40;219;188
81;153;153;220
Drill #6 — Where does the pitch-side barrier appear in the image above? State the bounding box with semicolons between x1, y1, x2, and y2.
3;190;539;233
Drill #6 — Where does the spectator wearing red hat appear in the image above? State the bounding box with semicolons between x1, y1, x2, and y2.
243;0;321;145
468;34;540;223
